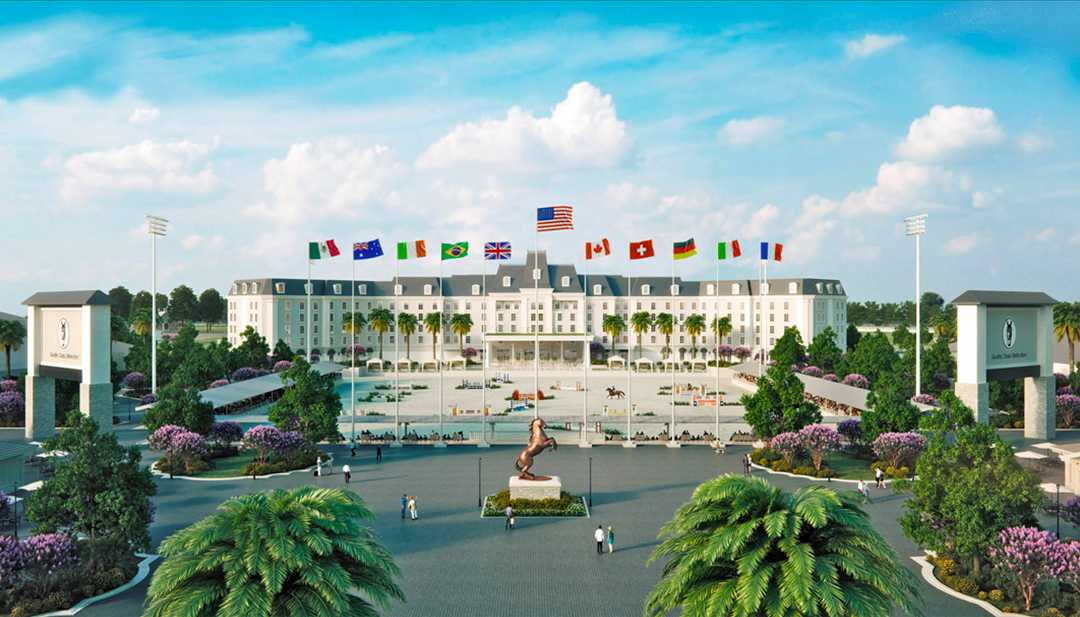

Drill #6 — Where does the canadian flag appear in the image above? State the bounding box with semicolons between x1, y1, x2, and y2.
585;238;612;260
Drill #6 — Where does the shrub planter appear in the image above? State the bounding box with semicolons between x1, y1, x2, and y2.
481;490;588;518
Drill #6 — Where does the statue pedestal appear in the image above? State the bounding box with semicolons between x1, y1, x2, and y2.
509;475;561;501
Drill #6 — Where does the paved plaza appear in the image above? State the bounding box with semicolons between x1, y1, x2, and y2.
65;442;1012;617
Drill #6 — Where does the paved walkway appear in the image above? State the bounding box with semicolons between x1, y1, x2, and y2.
71;444;999;617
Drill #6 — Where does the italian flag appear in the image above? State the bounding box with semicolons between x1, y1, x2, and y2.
397;240;427;260
309;240;340;260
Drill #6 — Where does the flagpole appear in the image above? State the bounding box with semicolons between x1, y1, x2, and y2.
439;256;444;439
627;268;633;443
306;258;312;363
714;248;720;442
395;253;401;443
481;252;488;446
670;238;676;446
350;255;356;444
582;256;589;446
533;227;539;420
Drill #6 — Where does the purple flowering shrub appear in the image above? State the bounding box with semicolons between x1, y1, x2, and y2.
1063;495;1080;529
801;366;824;378
872;432;927;470
822;373;839;382
842;373;870;389
717;344;733;361
1059;386;1075;396
0;379;17;392
0;390;24;424
208;421;243;446
231;367;260;382
0;535;23;582
1057;394;1080;428
138;393;157;405
277;430;306;455
168;431;208;460
989;526;1076;612
242;425;283;464
769;432;804;467
912;393;938;406
121;372;145;390
931;372;952;392
1056;372;1070;389
837;419;861;446
798;425;840;472
23;533;78;576
733;346;752;361
148;425;187;451
272;360;294;372
208;379;229;389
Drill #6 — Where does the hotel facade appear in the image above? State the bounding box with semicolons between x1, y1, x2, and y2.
227;251;848;368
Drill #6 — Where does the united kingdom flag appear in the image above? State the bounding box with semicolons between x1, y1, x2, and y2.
484;241;512;261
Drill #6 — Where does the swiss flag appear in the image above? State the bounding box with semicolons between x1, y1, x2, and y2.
585;238;611;260
629;239;655;260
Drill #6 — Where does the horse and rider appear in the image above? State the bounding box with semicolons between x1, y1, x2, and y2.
605;386;626;399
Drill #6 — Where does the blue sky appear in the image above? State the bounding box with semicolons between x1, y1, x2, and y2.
2;1;1079;313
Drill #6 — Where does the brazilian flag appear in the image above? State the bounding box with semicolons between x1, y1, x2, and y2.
441;242;469;260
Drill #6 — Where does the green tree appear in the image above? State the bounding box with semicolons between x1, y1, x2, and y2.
918;390;977;433
711;315;732;346
144;486;403;617
862;371;920;442
231;325;271;370
268;357;342;442
770;326;806;368
108;285;134;319
645;475;920;617
131;307;152;338
684;314;706;359
921;335;954;393
843;332;898;385
144;367;216;434
741;363;821;438
0;319;26;377
807;326;842;372
196;288;226;331
929;311;955;342
845;323;861;351
602;314;626;358
1054;302;1080;375
449;313;473;354
27;415;156;551
901;421;1042;577
271;339;294;364
168;285;198;324
630;311;654;360
655;313;674;359
397;313;419;360
423;312;442;361
891;325;915;358
130;290;153;321
368;308;394;360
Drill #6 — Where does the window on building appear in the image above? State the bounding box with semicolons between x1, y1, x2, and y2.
641;284;650;296
424;284;432;295
731;283;740;295
671;284;680;296
250;283;259;294
706;283;715;295
275;282;285;294
472;284;480;295
332;283;342;295
358;284;367;295
816;282;824;294
561;275;570;287
241;283;248;294
788;281;798;294
503;276;512;288
593;284;602;295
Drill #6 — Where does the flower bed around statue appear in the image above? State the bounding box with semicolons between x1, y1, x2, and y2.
482;490;587;517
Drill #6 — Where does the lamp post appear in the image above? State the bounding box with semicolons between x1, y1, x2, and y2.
477;457;482;508
146;215;169;394
588;456;593;507
904;214;927;397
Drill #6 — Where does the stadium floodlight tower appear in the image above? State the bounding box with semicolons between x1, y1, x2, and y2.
146;215;169;394
904;213;927;397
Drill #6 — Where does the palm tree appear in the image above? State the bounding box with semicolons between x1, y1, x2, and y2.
712;315;732;345
367;308;394;360
131;309;152;338
449;313;473;357
1055;302;1080;375
602;314;626;359
645;475;920;617
630;311;654;360
684;314;706;359
424;312;443;362
144;486;404;617
655;313;675;360
0;319;26;378
397;313;418;362
929;311;954;342
342;312;367;363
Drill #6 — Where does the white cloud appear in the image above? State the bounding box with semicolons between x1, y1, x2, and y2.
896;105;1004;161
1032;227;1056;243
417;82;630;171
257;139;407;224
945;234;978;254
61;139;219;203
181;234;224;250
835;160;970;216
844;34;907;60
972;187;1003;209
1017;132;1053;153
719;116;784;145
128;106;160;125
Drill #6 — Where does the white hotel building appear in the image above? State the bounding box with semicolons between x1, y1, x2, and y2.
227;251;848;367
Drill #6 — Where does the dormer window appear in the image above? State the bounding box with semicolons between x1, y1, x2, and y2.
503;276;511;288
641;284;651;296
593;284;602;295
826;283;835;294
706;283;715;295
332;283;342;295
424;284;433;296
230;284;238;294
561;275;570;288
837;284;845;295
731;283;741;295
788;282;798;294
761;283;769;294
241;283;248;294
395;284;404;296
670;284;680;296
471;284;480;295
816;283;824;294
358;284;367;295
275;282;285;294
304;282;313;295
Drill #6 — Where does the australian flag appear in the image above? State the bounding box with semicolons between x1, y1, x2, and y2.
484;241;512;261
353;239;384;260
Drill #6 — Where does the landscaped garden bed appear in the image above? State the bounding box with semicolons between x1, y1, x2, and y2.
482;490;587;517
150;423;325;478
750;425;924;481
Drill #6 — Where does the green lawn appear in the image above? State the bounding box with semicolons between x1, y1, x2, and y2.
822;452;876;480
193;453;253;478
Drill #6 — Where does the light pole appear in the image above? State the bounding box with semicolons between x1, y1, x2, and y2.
146;215;169;394
904;214;927;397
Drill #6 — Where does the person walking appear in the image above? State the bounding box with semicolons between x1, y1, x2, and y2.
874;466;884;489
858;479;872;504
594;525;605;554
400;494;408;519
314;455;322;477
376;446;382;463
607;526;615;554
744;453;752;476
408;495;418;520
342;463;351;484
505;505;514;530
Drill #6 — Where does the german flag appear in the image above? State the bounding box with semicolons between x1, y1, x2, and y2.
673;238;697;260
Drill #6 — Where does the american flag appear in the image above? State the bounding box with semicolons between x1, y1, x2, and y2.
536;205;574;232
484;241;512;261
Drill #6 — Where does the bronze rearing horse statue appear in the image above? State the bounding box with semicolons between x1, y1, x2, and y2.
514;418;557;480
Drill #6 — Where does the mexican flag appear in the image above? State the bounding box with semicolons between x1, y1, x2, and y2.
397;240;427;260
309;240;340;260
441;242;469;260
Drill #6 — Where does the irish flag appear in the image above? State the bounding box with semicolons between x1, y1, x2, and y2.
397;240;427;260
309;240;340;260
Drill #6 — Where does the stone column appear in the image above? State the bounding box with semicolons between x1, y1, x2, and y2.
954;381;989;425
25;376;56;441
80;382;114;431
1023;375;1055;440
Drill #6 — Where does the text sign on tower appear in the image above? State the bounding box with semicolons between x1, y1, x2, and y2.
39;307;83;370
985;307;1038;370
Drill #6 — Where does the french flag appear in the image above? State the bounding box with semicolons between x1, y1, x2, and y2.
760;242;783;262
